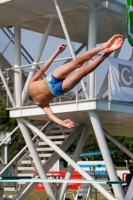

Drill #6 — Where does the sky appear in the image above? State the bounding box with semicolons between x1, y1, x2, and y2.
21;28;133;65
18;0;132;70
19;0;131;65
20;28;133;98
21;29;82;75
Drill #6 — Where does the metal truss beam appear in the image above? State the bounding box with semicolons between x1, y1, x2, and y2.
22;15;55;105
58;125;90;200
14;123;84;200
104;129;133;159
89;110;124;200
22;118;116;200
17;119;55;200
53;0;89;99
99;1;126;15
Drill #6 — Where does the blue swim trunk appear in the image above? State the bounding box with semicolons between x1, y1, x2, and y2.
46;72;64;96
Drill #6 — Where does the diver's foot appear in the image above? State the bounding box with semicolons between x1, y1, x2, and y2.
104;38;123;55
104;34;123;49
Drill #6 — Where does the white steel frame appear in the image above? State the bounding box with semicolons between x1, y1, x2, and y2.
0;0;132;200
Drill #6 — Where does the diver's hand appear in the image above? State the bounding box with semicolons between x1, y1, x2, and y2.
62;119;75;128
56;43;67;54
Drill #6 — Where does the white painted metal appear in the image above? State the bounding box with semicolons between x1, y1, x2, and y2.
59;125;90;200
89;110;124;200
5;56;78;71
0;0;126;44
96;72;108;98
17;119;55;200
108;72;111;110
4;145;8;164
2;36;13;55
14;25;22;107
53;0;89;99
100;1;126;15
38;141;62;145
0;67;15;107
0;126;19;146
88;5;97;99
104;130;133;159
22;118;116;200
124;177;133;200
0;0;132;199
22;15;55;105
0;122;50;176
13;125;84;200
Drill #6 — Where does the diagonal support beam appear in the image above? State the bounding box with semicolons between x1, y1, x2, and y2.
14;124;85;200
17;119;55;200
0;67;15;107
103;129;133;159
22;118;116;200
53;0;89;99
58;125;90;200
96;71;108;99
0;122;52;177
22;15;55;105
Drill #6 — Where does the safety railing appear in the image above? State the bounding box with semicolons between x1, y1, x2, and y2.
0;28;112;109
1;54;91;109
0;121;51;176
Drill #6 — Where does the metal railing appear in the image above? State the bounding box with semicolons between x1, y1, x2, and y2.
0;121;52;176
0;28;111;108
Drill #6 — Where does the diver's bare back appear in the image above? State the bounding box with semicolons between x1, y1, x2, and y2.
28;78;55;108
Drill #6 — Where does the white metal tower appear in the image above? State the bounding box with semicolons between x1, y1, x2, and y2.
0;1;133;200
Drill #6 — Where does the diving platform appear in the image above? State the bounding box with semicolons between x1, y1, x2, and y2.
0;0;126;43
9;99;133;137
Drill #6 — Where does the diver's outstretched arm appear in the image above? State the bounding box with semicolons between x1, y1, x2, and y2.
43;105;74;128
31;43;67;82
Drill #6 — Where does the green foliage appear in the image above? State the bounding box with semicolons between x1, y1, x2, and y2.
107;136;133;165
8;133;25;161
0;99;17;132
67;132;133;164
0;98;25;161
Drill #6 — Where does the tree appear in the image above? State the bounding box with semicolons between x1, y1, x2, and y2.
0;98;25;161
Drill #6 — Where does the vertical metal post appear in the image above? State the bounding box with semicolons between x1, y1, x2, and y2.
22;16;55;105
22;118;116;200
53;0;89;99
59;125;90;200
4;146;8;164
14;25;22;107
88;5;97;99
17;119;55;200
89;111;124;200
108;72;111;110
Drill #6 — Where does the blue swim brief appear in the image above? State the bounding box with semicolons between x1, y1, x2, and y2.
46;72;64;96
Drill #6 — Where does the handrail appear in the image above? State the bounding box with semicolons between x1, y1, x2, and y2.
0;121;53;176
1;28;46;79
4;56;77;71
